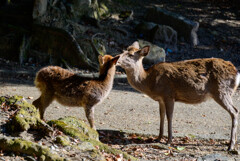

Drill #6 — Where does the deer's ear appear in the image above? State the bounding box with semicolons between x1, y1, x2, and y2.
139;46;150;56
112;55;120;65
131;41;140;49
98;55;104;65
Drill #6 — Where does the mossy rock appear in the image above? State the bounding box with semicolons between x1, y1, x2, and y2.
0;137;64;161
55;135;71;146
59;116;99;140
0;96;136;160
0;95;52;133
48;117;137;160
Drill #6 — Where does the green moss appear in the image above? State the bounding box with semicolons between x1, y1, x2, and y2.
0;96;6;104
55;135;70;146
87;138;136;160
48;120;89;141
98;3;109;18
0;137;64;161
48;118;137;160
0;95;52;133
59;116;99;140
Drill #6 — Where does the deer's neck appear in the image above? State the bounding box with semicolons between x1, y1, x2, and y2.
125;61;148;92
99;66;115;87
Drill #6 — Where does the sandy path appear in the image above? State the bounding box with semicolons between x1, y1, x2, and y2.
1;80;240;141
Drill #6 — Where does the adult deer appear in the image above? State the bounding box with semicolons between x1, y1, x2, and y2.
33;55;119;130
117;41;239;151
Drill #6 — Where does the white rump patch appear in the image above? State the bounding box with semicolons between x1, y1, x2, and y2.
235;73;240;87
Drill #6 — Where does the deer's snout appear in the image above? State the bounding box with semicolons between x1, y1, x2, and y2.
116;55;123;66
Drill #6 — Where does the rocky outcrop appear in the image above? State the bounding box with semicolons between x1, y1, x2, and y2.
30;24;98;70
1;95;52;133
0;95;136;160
135;21;177;52
138;40;166;65
0;137;64;161
145;6;199;46
32;0;48;19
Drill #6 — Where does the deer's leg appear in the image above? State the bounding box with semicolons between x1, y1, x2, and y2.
84;105;96;130
213;94;239;151
164;98;175;144
157;100;166;141
33;91;54;119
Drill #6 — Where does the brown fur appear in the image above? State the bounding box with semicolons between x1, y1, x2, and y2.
117;42;239;151
33;55;119;129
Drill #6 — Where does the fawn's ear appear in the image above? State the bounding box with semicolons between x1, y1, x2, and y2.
112;55;120;65
131;41;140;49
138;46;150;56
98;55;104;65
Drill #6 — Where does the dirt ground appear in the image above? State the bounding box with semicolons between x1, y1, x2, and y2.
0;80;239;141
0;0;240;160
1;77;240;160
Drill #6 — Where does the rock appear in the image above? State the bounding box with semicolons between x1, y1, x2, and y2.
197;153;234;161
78;142;95;151
0;137;64;161
0;95;52;134
138;40;165;65
145;6;199;46
30;24;98;70
58;116;99;141
151;24;177;52
0;94;136;160
119;10;133;21
135;21;156;40
135;21;177;52
71;0;91;19
77;36;107;67
32;0;48;19
55;135;71;146
48;117;137;160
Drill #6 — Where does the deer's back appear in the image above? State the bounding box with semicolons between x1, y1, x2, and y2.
146;58;238;103
35;66;112;106
35;66;92;95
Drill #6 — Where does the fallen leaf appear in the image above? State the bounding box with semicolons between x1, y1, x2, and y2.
27;96;33;99
188;134;196;139
116;154;123;161
176;146;185;151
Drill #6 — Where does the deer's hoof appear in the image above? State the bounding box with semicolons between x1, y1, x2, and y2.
228;148;239;155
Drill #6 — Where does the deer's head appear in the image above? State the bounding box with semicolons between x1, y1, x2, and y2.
117;41;150;70
98;55;119;75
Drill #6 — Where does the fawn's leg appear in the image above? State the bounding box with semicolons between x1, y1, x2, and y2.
158;100;166;140
164;98;175;144
33;91;54;119
84;105;96;130
213;94;239;151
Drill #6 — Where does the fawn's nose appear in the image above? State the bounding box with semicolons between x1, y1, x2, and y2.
115;55;122;66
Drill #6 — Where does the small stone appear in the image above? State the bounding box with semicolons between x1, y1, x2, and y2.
25;156;37;161
197;153;233;161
